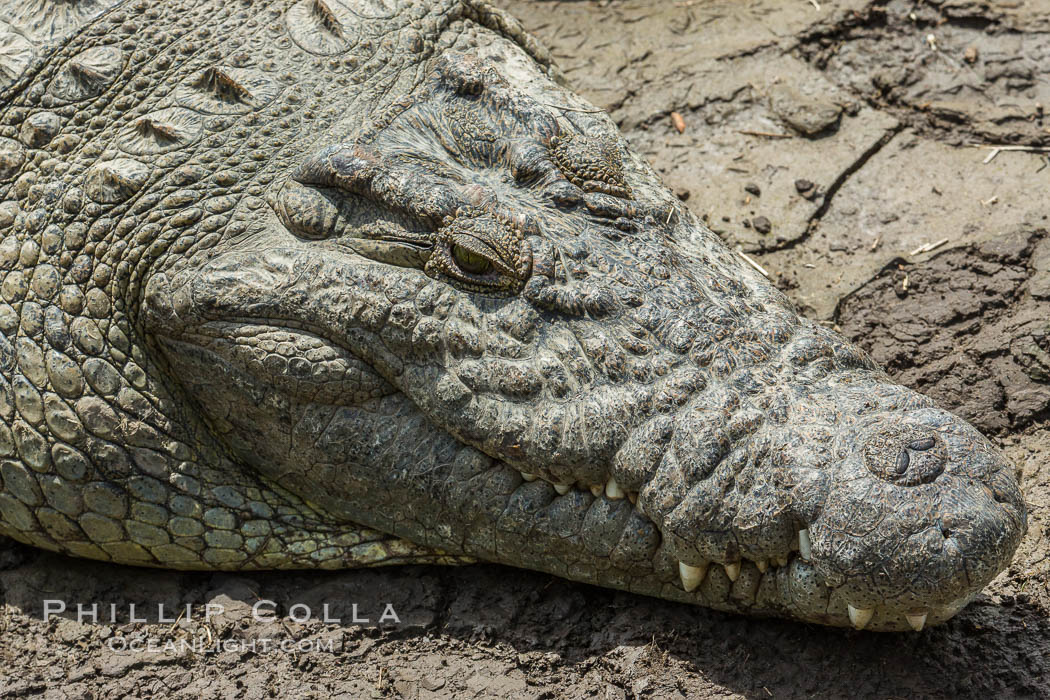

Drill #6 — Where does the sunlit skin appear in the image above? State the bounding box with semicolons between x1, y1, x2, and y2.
0;0;1025;631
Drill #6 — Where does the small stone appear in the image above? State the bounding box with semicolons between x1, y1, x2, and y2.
769;85;842;135
963;46;978;64
752;216;772;234
744;183;761;196
795;179;814;194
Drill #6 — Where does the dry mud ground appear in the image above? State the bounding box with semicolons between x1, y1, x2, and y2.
2;0;1050;697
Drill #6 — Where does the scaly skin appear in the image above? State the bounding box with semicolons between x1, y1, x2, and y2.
0;0;1026;631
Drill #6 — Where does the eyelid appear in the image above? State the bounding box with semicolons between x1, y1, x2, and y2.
449;233;513;275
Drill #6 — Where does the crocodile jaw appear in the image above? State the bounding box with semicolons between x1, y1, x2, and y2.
138;46;1025;630
145;238;1027;631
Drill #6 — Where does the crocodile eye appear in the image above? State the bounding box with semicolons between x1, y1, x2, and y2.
452;244;493;275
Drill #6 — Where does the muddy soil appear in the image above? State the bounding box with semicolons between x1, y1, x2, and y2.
2;1;1049;698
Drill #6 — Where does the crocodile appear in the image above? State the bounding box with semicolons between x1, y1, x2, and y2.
0;0;1026;632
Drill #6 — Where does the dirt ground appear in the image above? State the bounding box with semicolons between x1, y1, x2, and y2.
2;1;1050;697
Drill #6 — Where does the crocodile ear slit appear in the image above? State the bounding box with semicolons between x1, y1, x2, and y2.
344;238;432;269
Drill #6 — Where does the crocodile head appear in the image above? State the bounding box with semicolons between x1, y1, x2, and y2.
139;45;1025;631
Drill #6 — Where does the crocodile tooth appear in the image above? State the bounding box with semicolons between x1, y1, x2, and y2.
520;472;537;482
589;484;602;497
755;559;768;573
798;528;812;561
679;561;708;592
605;477;625;500
774;554;789;568
906;612;928;632
724;561;741;582
848;604;874;630
553;483;571;495
627;492;637;505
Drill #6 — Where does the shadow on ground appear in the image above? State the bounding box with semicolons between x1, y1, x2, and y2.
1;538;1048;698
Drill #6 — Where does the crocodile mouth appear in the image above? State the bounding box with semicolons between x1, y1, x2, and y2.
152;309;1020;632
499;471;972;630
445;460;984;631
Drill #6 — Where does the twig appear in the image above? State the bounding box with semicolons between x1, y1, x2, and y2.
808;0;820;9
970;143;1050;156
737;129;792;139
168;608;186;634
736;247;769;277
542;103;605;114
909;237;949;256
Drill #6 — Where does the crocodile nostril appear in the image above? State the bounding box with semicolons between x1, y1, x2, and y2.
895;449;910;474
908;437;936;451
863;423;946;486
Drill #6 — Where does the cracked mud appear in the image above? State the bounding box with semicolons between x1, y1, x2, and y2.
2;1;1049;698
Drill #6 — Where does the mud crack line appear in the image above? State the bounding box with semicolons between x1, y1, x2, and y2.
776;121;904;253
